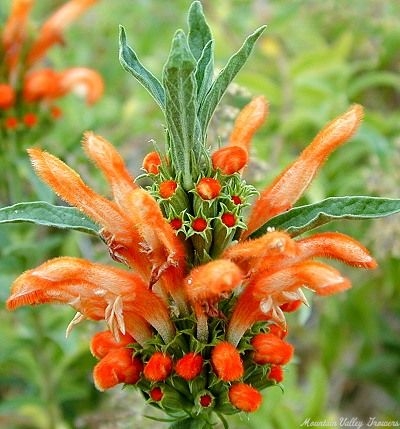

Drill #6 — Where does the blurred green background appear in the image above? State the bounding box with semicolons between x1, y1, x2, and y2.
1;1;399;428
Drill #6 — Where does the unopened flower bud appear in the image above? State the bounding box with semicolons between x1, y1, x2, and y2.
211;341;243;382
144;352;173;382
0;84;15;109
142;151;162;174
251;333;293;365
228;382;263;412
90;330;135;359
212;146;248;175
196;177;222;200
175;352;204;380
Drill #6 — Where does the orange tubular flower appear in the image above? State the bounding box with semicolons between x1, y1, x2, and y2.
23;69;61;102
6;5;388;423
0;84;16;109
242;104;364;239
27;0;98;65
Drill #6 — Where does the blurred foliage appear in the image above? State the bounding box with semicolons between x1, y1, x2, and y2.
1;0;399;428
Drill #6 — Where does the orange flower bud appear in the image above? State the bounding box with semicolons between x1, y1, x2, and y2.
268;365;284;383
0;84;15;109
159;180;178;199
93;348;143;391
50;105;63;119
211;341;243;382
90;330;135;359
196;177;221;200
192;217;208;232
143;352;173;382
267;323;288;339
231;195;242;205
149;386;164;401
197;392;214;409
211;145;248;175
221;212;236;228
170;218;183;230
251;333;293;365
142;151;162;174
5;117;18;130
228;383;263;413
175;352;203;380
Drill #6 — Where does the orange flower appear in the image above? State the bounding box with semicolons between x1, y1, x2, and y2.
251;333;294;365
228;383;263;413
142;151;162;174
90;330;135;359
93;348;143;391
175;352;204;380
0;84;15;109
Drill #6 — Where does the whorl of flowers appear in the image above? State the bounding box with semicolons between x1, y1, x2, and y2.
0;0;103;132
5;2;398;428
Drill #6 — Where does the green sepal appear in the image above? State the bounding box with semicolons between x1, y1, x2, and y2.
0;201;99;235
244;363;275;391
163;29;199;190
250;196;400;238
119;26;165;110
198;25;267;135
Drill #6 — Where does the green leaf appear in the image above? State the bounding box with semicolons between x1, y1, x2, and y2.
187;1;212;61
198;25;266;134
195;40;214;102
0;202;100;235
250;196;400;238
119;26;165;110
163;29;199;190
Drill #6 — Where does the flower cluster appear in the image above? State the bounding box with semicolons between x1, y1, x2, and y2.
0;0;103;133
5;3;381;428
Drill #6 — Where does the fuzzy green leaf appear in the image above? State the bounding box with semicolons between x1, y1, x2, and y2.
195;40;214;102
198;25;266;133
250;196;400;238
0;202;99;235
187;1;212;61
163;29;199;190
119;26;165;110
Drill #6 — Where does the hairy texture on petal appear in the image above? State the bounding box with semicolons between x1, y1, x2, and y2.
227;260;350;345
57;68;104;104
83;132;137;204
244;105;364;238
175;352;204;380
184;260;243;305
27;0;98;65
93;348;143;391
211;145;248;175
143;352;173;382
211;342;243;382
2;0;34;71
251;333;294;365
229;383;262;412
90;330;135;359
7;257;174;343
229;96;268;150
297;232;377;269
223;230;297;274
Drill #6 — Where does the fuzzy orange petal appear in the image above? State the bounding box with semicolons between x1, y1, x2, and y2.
228;95;268;149
243;104;364;238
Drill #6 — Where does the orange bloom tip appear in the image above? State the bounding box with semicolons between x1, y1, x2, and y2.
175;352;204;380
159;180;178;199
143;352;173;382
196;177;222;200
268;365;284;383
211;341;243;382
90;330;135;359
50;105;63;119
23;69;60;102
93;348;143;391
184;260;243;305
229;95;268;149
251;333;294;365
267;323;288;339
149;386;164;402
229;383;263;413
0;84;16;109
211;145;248;175
142;151;162;174
58;68;104;104
5;117;19;130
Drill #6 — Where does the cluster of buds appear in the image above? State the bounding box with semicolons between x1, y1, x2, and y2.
5;3;382;428
0;0;103;133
